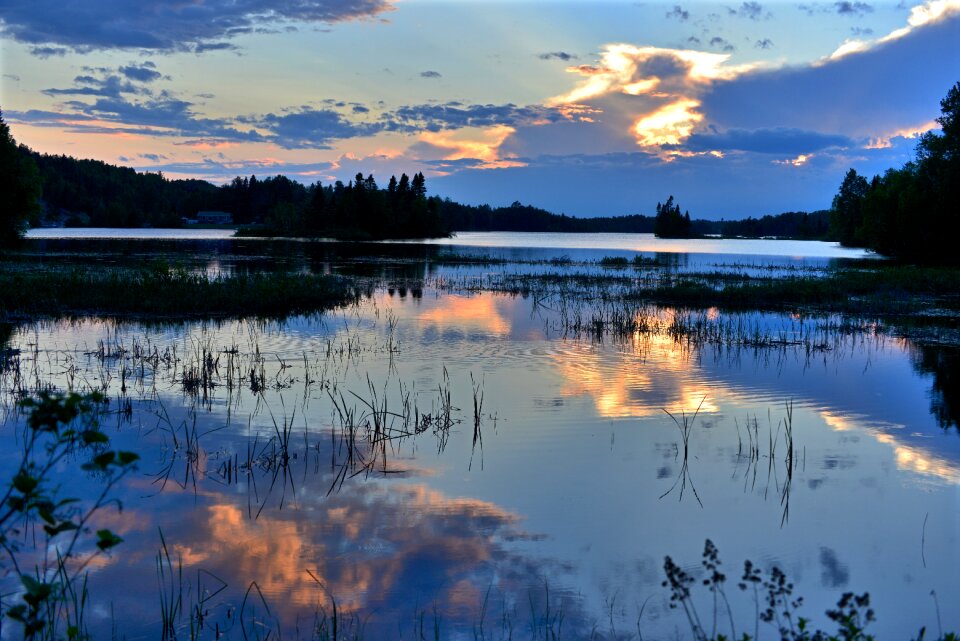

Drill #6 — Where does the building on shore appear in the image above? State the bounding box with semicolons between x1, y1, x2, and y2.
194;211;234;225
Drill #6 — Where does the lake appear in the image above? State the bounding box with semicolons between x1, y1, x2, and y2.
25;227;875;258
1;234;954;640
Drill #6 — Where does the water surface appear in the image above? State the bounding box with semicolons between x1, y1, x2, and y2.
0;238;954;641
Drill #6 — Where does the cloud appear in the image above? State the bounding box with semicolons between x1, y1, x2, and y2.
538;51;577;61
709;36;736;51
851;26;874;35
702;11;960;137
419;70;442;78
413;124;522;168
388;102;558;133
258;107;382;148
43;74;143;99
666;5;690;20
825;0;960;60
29;45;69;58
193;42;239;54
119;62;162;83
432;141;916;218
134;158;338;183
679;127;853;154
755;38;774;48
835;1;873;14
3;74;22;82
1;0;394;52
728;1;768;19
13;88;265;145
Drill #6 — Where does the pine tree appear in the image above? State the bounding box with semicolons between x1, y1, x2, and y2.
0;110;42;246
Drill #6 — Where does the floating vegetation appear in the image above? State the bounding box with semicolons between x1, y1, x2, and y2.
0;262;359;320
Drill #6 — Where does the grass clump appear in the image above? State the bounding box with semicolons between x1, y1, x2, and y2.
599;255;630;268
0;263;359;320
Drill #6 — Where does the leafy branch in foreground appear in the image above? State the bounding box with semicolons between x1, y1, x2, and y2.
663;539;957;641
0;391;139;640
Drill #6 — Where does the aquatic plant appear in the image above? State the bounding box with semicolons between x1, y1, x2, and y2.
0;392;139;639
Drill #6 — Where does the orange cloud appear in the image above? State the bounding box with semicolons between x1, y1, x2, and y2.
866;120;938;148
632;99;703;147
419;124;524;169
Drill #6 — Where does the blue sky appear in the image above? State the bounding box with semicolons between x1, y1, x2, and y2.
1;0;957;218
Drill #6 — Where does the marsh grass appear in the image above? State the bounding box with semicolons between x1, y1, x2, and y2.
0;263;358;320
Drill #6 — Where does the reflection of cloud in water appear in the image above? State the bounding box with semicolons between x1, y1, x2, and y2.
554;335;720;418
417;294;511;336
821;411;960;484
97;479;571;636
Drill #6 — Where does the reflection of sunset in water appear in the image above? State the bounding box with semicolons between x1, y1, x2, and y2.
554;332;721;418
417;294;511;335
821;411;960;484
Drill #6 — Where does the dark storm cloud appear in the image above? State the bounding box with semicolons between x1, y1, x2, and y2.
538;51;577;61
755;38;774;48
2;0;393;52
679;127;853;154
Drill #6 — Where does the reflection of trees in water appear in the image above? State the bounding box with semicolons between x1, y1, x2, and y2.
911;343;960;432
0;324;13;368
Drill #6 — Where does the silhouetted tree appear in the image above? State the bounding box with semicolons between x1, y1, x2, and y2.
653;195;694;238
0;110;42;246
831;82;960;263
829;168;869;246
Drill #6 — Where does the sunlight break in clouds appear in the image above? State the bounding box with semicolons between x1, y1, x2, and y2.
549;45;760;151
866;119;940;148
827;0;960;60
550;45;758;106
419;124;523;169
632;99;703;147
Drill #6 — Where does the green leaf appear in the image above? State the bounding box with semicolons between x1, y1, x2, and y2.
96;529;123;551
43;521;79;536
12;472;38;494
117;451;140;466
81;429;109;445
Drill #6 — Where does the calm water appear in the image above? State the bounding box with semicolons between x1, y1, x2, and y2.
26;227;875;259
1;237;954;640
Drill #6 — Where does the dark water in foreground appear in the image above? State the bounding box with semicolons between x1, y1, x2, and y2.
1;236;955;640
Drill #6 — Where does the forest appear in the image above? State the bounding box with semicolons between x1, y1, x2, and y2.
7;79;957;254
828;82;959;264
0;137;834;243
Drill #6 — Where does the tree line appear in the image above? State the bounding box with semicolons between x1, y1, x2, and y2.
829;82;959;264
9;90;952;250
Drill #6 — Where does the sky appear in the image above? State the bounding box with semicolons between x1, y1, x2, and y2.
1;0;957;218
